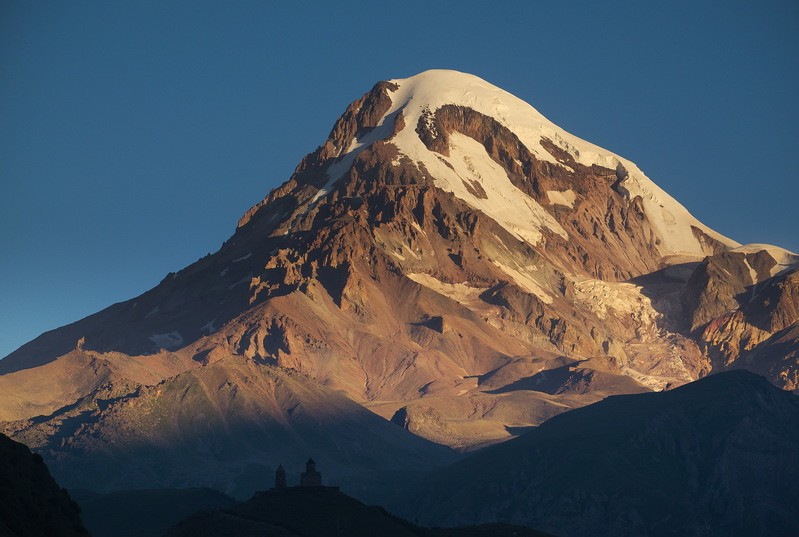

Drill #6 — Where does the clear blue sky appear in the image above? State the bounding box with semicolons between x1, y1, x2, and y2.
1;1;797;359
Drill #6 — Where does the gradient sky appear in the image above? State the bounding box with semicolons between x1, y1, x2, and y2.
1;1;797;359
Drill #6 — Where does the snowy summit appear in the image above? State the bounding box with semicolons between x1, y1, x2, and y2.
323;69;738;257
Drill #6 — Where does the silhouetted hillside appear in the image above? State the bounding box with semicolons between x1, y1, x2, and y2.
71;488;235;537
167;486;554;537
0;433;89;537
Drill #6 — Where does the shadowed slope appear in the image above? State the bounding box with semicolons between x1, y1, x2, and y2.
0;433;90;537
72;488;235;537
392;370;799;537
167;486;555;537
3;356;454;501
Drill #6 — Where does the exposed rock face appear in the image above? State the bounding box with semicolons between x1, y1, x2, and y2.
0;433;90;537
415;104;671;280
393;371;799;537
680;247;799;389
681;250;776;331
391;405;463;447
744;266;799;332
0;70;796;498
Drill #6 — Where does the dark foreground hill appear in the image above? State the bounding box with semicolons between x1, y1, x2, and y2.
166;486;554;537
71;488;235;537
0;433;89;537
390;370;799;537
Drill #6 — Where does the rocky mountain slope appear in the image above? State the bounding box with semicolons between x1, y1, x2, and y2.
391;370;799;537
1;70;797;493
681;245;799;389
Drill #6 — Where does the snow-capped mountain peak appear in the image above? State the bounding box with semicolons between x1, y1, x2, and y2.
326;69;737;258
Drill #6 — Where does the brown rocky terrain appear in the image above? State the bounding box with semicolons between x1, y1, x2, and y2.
0;70;796;497
680;248;799;390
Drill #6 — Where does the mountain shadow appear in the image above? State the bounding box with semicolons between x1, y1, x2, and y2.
71;488;235;537
166;483;556;537
391;370;799;537
0;433;90;537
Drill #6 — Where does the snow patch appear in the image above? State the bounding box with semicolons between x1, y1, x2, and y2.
491;260;553;304
233;253;252;263
546;189;577;208
436;133;567;245
402;243;421;260
406;272;487;304
228;275;252;290
742;257;758;284
149;331;183;349
201;319;217;334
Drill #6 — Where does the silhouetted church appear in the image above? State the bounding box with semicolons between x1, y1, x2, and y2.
274;464;287;489
300;458;322;486
274;458;326;489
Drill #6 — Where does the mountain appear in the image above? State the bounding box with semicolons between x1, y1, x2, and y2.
1;69;797;493
0;433;90;537
390;370;799;537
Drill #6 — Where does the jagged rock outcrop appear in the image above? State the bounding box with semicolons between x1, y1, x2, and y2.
680;246;799;389
681;249;776;331
391;405;464;447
